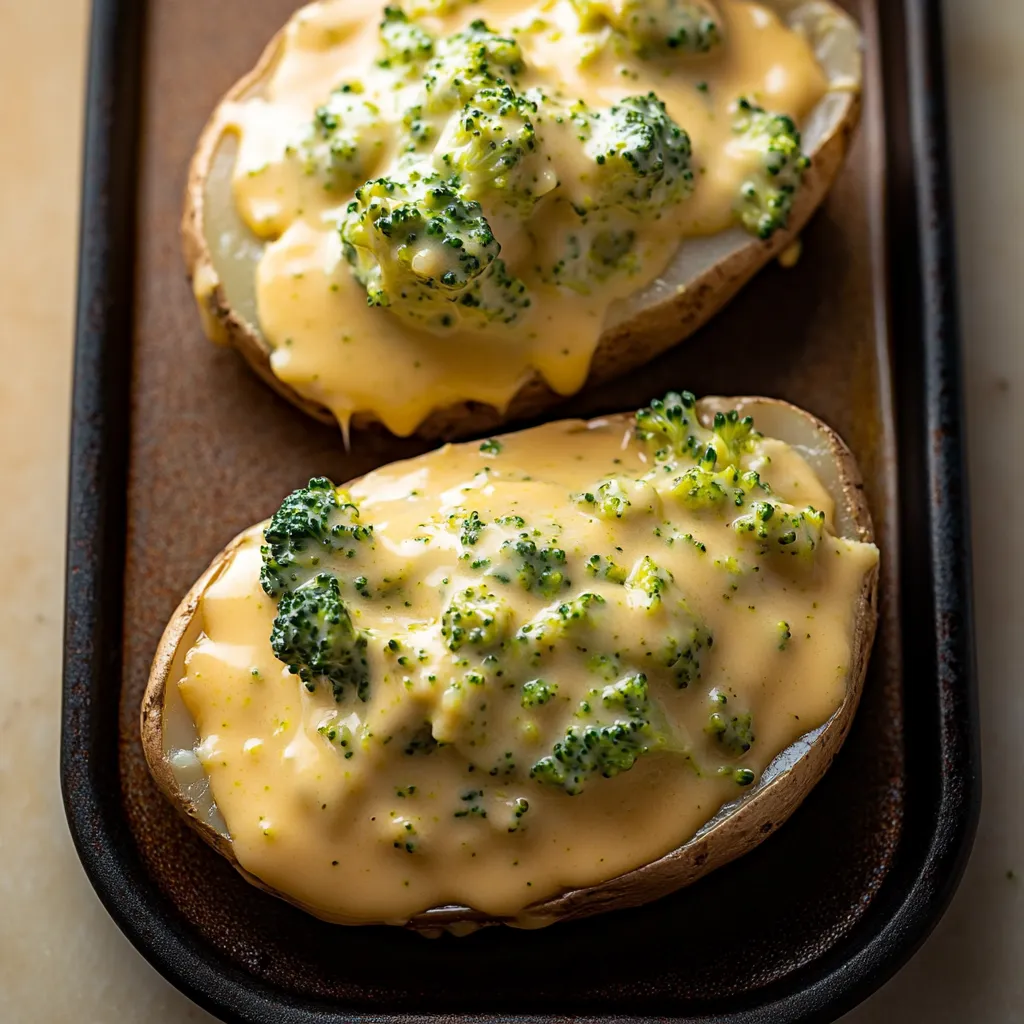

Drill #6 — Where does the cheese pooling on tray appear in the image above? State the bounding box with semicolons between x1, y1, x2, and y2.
209;0;842;434
171;394;878;924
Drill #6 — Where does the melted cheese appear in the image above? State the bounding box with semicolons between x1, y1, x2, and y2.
174;414;878;924
209;0;833;435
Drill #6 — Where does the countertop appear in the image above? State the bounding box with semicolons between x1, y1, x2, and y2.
0;0;1019;1020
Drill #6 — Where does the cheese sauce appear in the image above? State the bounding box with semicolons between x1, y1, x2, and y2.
175;410;878;923
208;0;834;435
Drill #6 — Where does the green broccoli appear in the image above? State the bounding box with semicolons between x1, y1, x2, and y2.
585;553;628;584
378;7;435;68
298;87;388;191
624;556;712;686
437;85;540;212
598;672;651;717
573;478;633;519
341;174;498;299
424;20;526;112
260;478;373;598
733;501;826;557
731;97;810;240
521;678;557;707
530;673;663;795
458;510;485;546
496;536;570;596
669;465;731;510
516;592;606;651
710;408;758;462
269;573;370;702
624;555;671;610
705;691;754;755
441;586;512;651
574;93;694;212
573;0;722;57
662;615;713;688
635;391;698;461
669;463;769;512
341;172;531;328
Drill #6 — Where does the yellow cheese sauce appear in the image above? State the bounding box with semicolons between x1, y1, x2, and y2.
175;407;878;924
210;0;835;435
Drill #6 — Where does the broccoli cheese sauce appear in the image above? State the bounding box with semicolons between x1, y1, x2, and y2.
210;0;839;436
174;409;878;923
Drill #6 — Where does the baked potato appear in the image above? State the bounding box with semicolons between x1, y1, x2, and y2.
142;393;879;931
183;0;863;439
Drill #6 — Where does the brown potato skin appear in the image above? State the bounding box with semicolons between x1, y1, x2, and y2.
180;19;862;441
141;398;880;933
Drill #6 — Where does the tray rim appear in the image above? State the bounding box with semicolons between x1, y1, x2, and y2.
61;1;980;1022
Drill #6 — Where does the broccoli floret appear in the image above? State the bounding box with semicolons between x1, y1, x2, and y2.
270;573;370;702
531;719;657;794
573;478;633;519
669;465;731;510
585;553;628;584
598;672;650;717
731;97;810;240
342;174;497;299
573;0;721;57
624;556;711;686
260;478;373;598
441;586;511;651
341;172;530;328
296;87;388;193
530;673;663;795
424;20;526;112
733;501;826;557
436;85;540;212
459;510;485;546
521;678;557;707
573;93;694;212
378;6;435;68
663;616;713;688
669;463;770;511
710;408;758;462
624;555;671;610
635;391;698;461
496;536;570;596
516;592;606;650
318;719;358;758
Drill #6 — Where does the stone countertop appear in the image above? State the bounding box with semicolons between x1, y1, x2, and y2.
0;0;1018;1020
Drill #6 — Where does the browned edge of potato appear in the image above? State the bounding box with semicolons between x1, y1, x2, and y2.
141;397;880;933
180;12;863;441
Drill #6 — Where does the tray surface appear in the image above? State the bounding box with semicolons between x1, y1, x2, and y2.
63;1;979;1021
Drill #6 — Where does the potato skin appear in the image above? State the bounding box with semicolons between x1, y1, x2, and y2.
141;399;879;932
180;14;862;441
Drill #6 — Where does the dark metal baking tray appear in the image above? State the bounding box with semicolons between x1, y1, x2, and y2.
62;0;979;1020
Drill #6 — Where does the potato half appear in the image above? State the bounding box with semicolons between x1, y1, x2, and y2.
141;396;879;932
182;2;864;440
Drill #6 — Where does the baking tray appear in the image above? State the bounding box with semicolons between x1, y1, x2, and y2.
62;0;979;1021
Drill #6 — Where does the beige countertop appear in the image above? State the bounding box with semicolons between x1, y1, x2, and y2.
0;0;1019;1020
